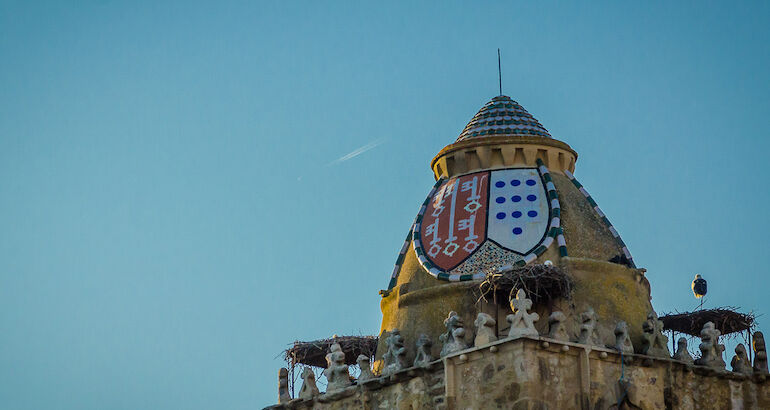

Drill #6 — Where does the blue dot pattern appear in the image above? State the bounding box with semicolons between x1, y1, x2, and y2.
488;169;550;253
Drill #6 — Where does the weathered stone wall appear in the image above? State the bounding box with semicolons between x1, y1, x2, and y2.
267;364;446;410
267;336;770;410
444;337;770;409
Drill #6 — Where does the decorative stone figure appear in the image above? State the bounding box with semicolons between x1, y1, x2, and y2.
753;331;768;375
614;321;634;355
323;342;352;391
641;311;670;358
439;311;468;357
414;334;434;367
474;312;498;347
673;337;693;364
381;328;408;376
506;289;540;339
298;367;319;399
695;321;725;370
578;307;601;346
278;367;291;403
356;355;375;382
731;344;752;375
547;311;569;342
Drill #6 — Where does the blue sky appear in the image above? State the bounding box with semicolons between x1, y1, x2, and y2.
1;1;768;408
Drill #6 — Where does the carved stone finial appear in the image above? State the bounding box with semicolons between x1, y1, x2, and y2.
547;311;569;342
673;337;693;364
731;344;752;375
414;334;434;367
381;329;408;376
298;367;319;399
614;321;634;355
578;307;601;346
641;311;670;358
695;321;726;370
440;311;468;356
323;342;352;391
278;367;291;403
753;331;768;375
356;355;375;382
506;289;540;339
474;312;498;347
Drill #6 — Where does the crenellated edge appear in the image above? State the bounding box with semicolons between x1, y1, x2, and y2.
431;135;577;180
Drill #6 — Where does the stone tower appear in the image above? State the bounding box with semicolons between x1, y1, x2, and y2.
268;95;769;410
378;95;652;364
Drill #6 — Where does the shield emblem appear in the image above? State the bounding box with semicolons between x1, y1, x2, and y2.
414;167;554;276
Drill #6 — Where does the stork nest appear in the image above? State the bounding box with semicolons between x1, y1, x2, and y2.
660;307;756;337
284;335;378;368
476;263;573;307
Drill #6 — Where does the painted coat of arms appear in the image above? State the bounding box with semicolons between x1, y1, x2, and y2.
413;166;559;280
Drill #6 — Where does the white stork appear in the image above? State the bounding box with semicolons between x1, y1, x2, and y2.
692;274;707;298
692;274;707;310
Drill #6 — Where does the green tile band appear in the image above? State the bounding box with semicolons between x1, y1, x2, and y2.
537;159;568;259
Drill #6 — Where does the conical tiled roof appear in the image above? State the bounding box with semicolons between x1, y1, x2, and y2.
457;95;551;141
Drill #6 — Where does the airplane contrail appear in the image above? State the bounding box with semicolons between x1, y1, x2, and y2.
327;139;385;166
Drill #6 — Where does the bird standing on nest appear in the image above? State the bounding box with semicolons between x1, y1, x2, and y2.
692;274;707;310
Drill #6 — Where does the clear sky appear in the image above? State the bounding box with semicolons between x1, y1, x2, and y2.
1;1;769;408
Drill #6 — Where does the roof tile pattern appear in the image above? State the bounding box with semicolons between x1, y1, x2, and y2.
457;95;551;141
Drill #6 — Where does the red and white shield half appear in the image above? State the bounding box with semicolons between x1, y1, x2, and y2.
418;172;489;270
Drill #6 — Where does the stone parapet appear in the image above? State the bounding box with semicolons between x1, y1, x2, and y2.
265;361;446;410
266;336;770;409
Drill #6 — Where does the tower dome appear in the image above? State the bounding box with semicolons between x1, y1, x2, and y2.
430;96;576;181
377;95;652;366
457;95;551;141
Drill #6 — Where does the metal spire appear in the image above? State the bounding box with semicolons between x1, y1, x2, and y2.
497;48;502;96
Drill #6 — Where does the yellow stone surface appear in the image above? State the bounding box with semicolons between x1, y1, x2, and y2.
378;153;649;360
